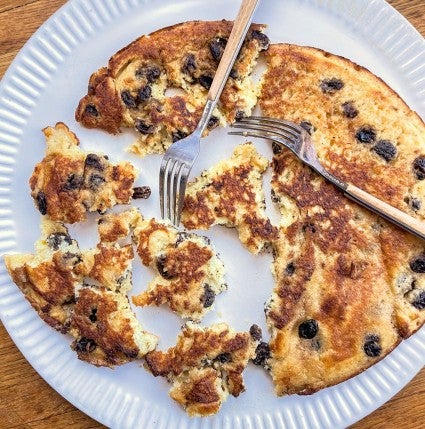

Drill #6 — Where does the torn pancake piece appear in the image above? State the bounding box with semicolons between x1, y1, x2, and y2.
145;322;259;416
30;123;137;223
182;142;278;254
132;217;226;321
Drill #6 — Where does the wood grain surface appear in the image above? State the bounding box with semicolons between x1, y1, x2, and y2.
0;1;424;428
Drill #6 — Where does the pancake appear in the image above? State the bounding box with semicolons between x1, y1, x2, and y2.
258;44;425;395
145;322;259;416
29;123;137;224
132;217;226;321
75;20;269;156
182;142;278;254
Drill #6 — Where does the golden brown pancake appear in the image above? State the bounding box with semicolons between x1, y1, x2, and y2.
75;21;269;156
30;123;137;223
182;142;278;254
132;217;226;321
258;44;425;395
145;322;259;416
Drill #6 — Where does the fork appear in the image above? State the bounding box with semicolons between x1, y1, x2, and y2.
159;0;260;226
230;116;425;241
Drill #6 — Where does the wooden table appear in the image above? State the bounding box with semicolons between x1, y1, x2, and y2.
0;0;424;428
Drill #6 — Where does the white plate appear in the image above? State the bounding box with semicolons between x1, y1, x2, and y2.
1;0;425;428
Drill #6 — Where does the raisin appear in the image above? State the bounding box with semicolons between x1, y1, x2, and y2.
407;197;422;212
47;232;72;250
229;68;239;79
285;262;295;276
75;337;96;353
341;101;359;118
363;335;381;357
251;30;270;50
89;308;97;323
298;319;319;339
182;54;197;75
146;66;161;83
62;173;83;191
172;130;188;143
413;157;425;180
121;90;138;109
409;254;425;273
88;173;105;190
235;110;245;121
371;140;397;162
138;85;152;102
355;126;377;144
252;341;270;366
249;324;262;341
85;103;99;117
272;142;283;155
201;284;215;308
156;255;174;279
300;121;315;135
36;191;47;215
62;252;82;265
215;352;232;363
320;78;344;94
207;116;219;129
135;119;155;134
132;186;151;199
412;291;425;310
85;153;104;171
199;75;213;90
210;37;227;61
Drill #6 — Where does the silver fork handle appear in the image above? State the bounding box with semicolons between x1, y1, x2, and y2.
323;170;425;240
199;0;260;135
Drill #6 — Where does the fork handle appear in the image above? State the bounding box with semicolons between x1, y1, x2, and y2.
207;0;260;103
344;183;425;240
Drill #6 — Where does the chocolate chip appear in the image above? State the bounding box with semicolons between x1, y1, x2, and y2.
36;191;47;215
135;119;155;134
199;75;213;90
371;140;397;162
272;142;283;155
235;110;245;121
201;284;215;308
85;103;99;117
410;254;425;273
88;173;105;190
251;30;270;50
298;319;319;339
210;37;227;61
75;337;96;353
215;352;232;363
85;153;104;171
132;186;151;199
320;78;344;94
62;173;83;191
249;324;262;341
156;254;174;279
89;308;97;323
47;232;72;250
285;262;295;276
300;121;315;135
207;116;219;129
341;101;359;118
412;291;425;310
121;90;138;109
138;85;152;102
252;341;270;366
364;335;381;357
182;54;197;75
355;126;377;144
413;157;425;180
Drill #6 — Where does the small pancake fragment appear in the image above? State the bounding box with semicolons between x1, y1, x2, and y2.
75;21;269;156
132;217;226;321
182;143;278;254
145;322;258;416
30;123;137;223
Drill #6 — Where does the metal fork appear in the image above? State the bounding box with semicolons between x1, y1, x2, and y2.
159;0;260;226
230;116;425;241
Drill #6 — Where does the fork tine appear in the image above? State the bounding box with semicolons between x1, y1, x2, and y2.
235;118;301;141
159;158;171;219
231;122;299;146
166;159;179;221
240;116;304;134
229;130;282;146
172;162;186;225
175;170;189;226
